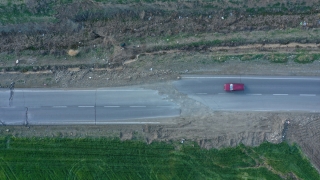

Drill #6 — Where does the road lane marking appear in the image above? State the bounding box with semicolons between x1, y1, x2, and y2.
14;89;151;93
182;76;320;80
254;110;271;111
218;93;226;95
247;94;262;95
97;90;150;92
183;77;236;79
95;122;160;124
0;106;16;108
104;106;120;108
241;77;319;80
273;94;288;96
53;106;67;108
29;106;41;108
15;90;96;92
78;106;94;108
196;93;207;95
300;94;316;96
130;106;146;108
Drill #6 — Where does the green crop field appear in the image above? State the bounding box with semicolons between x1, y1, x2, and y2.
0;137;318;180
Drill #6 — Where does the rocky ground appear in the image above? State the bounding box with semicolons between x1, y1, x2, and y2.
1;0;320;173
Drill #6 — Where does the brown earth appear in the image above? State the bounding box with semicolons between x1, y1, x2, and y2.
1;0;320;173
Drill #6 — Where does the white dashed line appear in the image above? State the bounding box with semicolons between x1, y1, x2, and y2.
218;93;226;95
130;106;146;108
30;106;41;108
97;90;150;92
183;76;233;79
300;94;316;96
104;106;120;108
247;94;262;95
95;122;160;124
78;106;94;108
53;106;67;108
196;93;207;95
273;94;288;96
182;76;320;80
16;90;96;93
157;105;169;107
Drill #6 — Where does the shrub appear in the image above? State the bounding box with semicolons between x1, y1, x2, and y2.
294;54;316;63
240;54;264;61
212;56;227;62
267;54;288;63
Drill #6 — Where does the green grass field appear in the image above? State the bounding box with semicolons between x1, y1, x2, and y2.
0;137;318;180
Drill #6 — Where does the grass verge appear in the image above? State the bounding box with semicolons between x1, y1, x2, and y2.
0;137;318;179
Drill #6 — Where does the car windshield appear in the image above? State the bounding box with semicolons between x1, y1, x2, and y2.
230;84;233;90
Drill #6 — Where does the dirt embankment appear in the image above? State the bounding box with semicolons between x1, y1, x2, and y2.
1;0;320;64
287;115;320;172
1;111;318;162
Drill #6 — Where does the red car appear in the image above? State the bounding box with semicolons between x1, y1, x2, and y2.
224;83;244;91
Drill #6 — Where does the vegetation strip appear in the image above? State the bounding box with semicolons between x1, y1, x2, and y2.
0;137;318;179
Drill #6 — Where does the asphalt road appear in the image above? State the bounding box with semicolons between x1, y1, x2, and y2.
174;75;320;112
0;88;180;125
2;75;319;125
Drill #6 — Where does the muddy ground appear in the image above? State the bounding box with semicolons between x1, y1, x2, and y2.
1;0;320;173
